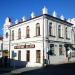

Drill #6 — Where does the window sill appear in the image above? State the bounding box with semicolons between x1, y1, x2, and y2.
34;35;41;37
25;37;30;38
49;35;55;37
66;38;70;40
17;38;21;40
59;54;64;55
11;40;14;41
59;37;64;39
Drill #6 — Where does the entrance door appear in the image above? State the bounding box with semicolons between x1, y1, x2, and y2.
36;50;40;63
26;50;30;62
18;50;21;61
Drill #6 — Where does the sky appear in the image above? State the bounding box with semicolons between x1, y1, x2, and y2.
0;0;75;36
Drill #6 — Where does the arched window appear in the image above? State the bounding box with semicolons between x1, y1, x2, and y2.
58;25;61;37
65;27;67;39
49;22;52;36
26;26;30;38
18;28;21;39
36;23;40;36
12;30;14;40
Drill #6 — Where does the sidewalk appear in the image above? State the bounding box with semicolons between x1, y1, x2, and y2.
0;67;41;75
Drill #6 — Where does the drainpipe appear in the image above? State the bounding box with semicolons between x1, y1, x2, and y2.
43;15;44;67
9;28;11;67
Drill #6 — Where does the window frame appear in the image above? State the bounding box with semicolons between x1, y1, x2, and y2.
11;30;14;40
6;32;8;38
36;23;40;36
26;26;30;38
18;28;21;39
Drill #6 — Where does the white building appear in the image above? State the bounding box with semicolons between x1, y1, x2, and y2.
3;7;75;67
0;37;3;58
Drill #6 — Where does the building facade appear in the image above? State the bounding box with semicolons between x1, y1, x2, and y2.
3;7;75;67
0;37;3;58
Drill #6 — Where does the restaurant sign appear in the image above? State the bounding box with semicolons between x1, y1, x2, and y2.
14;44;35;49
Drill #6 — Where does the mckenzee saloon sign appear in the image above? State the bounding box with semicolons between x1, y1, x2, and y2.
14;44;35;49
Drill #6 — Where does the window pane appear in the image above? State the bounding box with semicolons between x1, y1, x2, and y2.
18;28;21;39
18;51;21;61
36;23;40;36
26;26;30;38
49;23;52;36
58;25;61;37
26;50;30;61
50;44;55;55
36;50;40;63
12;30;14;40
6;32;8;38
59;45;63;55
65;27;67;38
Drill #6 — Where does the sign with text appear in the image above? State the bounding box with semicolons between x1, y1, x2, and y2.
14;44;35;49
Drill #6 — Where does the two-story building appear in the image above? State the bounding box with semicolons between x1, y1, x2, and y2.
3;7;75;67
0;37;3;58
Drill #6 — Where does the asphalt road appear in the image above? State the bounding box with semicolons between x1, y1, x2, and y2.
1;63;75;75
18;63;75;75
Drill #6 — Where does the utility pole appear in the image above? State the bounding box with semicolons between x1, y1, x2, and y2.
43;15;44;67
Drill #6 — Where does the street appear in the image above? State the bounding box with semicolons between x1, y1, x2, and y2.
0;63;75;75
19;63;75;75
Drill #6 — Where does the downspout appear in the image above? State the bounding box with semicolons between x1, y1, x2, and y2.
9;28;11;67
43;15;44;67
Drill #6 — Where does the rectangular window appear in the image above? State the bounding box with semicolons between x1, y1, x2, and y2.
26;50;30;62
12;51;14;59
49;23;52;36
74;34;75;43
18;50;21;61
59;45;63;55
36;50;40;63
36;23;40;36
50;44;55;55
58;25;61;38
26;26;30;38
18;28;21;39
12;30;14;40
65;27;68;39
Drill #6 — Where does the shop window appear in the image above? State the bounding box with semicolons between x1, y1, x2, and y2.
36;50;40;63
59;45;63;55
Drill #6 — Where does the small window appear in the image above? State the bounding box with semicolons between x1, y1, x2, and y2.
18;28;21;39
58;25;61;37
50;44;55;55
49;22;52;36
59;45;63;55
36;50;40;63
26;26;30;38
36;23;40;36
6;32;8;38
12;30;14;40
26;50;30;61
65;27;67;39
